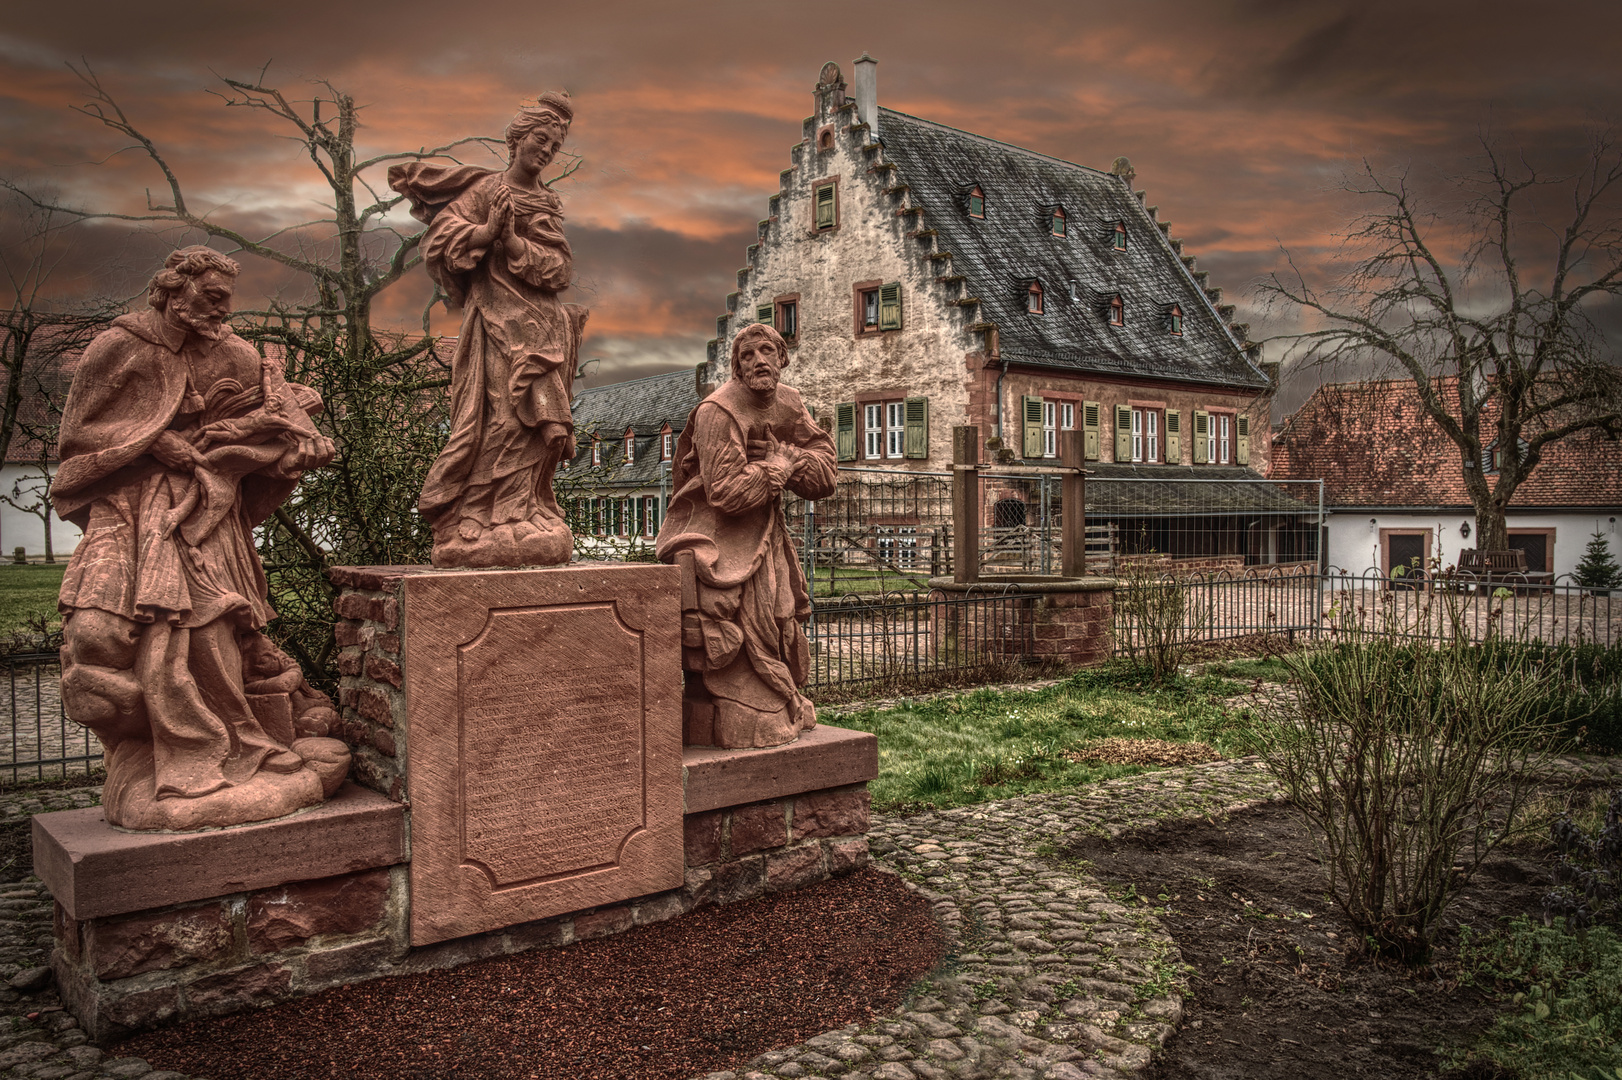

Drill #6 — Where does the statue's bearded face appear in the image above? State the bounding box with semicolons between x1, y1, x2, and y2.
167;269;236;342
738;339;783;394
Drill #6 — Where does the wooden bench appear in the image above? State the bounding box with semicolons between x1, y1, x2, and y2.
1454;548;1553;591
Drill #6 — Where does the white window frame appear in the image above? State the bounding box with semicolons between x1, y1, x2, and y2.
1218;414;1230;464
591;438;601;467
864;403;884;460
1205;420;1216;466
642;496;657;538
885;401;906;459
624;433;634;463
661;431;673;460
1131;408;1143;463
620;497;633;538
1042;401;1057;458
1061;402;1075;431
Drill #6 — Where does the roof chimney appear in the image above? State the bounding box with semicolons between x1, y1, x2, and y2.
853;53;878;137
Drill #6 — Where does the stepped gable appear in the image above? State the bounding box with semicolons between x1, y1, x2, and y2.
874;106;1268;389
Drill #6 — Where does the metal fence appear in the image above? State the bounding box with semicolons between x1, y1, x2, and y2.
1113;565;1622;655
804;586;1038;697
1;652;98;786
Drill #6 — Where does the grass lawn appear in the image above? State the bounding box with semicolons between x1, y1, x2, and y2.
831;665;1252;812
0;563;64;637
809;566;934;597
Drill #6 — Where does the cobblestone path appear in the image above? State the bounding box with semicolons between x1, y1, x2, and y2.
2;755;1619;1080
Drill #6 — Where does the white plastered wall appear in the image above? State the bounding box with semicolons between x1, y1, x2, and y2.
1325;509;1622;579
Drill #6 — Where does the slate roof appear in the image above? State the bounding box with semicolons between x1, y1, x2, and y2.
559;369;703;488
876;107;1269;390
1269;379;1622;510
1084;464;1317;518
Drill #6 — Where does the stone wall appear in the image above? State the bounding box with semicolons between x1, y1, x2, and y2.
329;566;409;802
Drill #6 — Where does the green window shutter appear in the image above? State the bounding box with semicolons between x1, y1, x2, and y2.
879;282;903;330
1082;400;1101;461
1237;415;1250;465
815;184;836;229
1022;395;1044;458
1193;410;1209;464
903;396;929;458
1165;409;1182;465
835;402;857;462
1114;405;1132;463
756;304;773;324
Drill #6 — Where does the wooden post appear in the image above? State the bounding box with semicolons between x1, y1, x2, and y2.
1060;429;1086;578
953;425;980;584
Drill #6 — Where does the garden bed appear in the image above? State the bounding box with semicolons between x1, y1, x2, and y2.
1064;799;1567;1079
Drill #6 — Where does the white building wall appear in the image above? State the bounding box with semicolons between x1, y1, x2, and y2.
0;463;79;560
1325;510;1622;579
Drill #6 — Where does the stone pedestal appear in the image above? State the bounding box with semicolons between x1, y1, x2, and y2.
33;564;878;1040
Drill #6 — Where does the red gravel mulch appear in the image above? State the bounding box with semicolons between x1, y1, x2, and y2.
121;868;948;1080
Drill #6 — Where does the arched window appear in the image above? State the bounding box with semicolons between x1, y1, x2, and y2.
1168;305;1183;335
1109;295;1124;325
968;185;985;219
1051;208;1066;237
1113;221;1127;252
1026;281;1044;314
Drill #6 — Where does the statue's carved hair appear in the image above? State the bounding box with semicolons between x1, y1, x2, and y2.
730;323;790;379
505;91;573;159
147;246;241;311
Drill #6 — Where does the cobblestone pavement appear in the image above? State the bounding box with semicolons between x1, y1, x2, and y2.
2;755;1620;1080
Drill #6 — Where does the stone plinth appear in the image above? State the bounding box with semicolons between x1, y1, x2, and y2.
332;563;685;946
34;783;404;921
37;722;876;1040
930;576;1115;668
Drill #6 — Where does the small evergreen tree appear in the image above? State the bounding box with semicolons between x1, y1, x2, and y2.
1574;530;1622;591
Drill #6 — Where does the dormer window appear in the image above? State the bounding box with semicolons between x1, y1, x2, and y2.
1113;222;1127;252
624;430;635;463
968;185;985;219
661;427;674;461
1026;281;1044;314
590;436;602;467
1168;305;1183;335
1109;295;1124;325
1050;208;1066;237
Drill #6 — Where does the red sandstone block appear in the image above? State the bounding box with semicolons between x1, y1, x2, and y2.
54;902;80;963
300;937;396;986
574;905;633;940
245;869;391;953
328;566;408;592
791;787;871;841
99;984;180;1032
338;650;363;677
375;632;401;656
88;903;233;980
1033;624;1069;641
371;728;397;758
682;724;878;814
766;844;825;891
333;593;372;621
334;621;365;648
827;837;870;876
185;963;292;1017
684;811;724;866
729;802;787;856
373;596;399;630
365;655;402;689
354;687;394;728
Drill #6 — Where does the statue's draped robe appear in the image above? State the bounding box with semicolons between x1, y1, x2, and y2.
54;310;320;801
388;164;577;534
656;380;837;736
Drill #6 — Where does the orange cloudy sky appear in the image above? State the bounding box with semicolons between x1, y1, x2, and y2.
2;0;1618;412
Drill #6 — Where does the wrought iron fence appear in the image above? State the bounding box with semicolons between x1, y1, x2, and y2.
804;587;1038;697
1;652;98;785
1112;565;1622;655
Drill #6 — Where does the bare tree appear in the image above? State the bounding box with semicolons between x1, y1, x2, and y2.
0;367;65;563
1260;137;1622;550
2;64;579;682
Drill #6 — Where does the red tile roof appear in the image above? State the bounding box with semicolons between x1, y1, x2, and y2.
1269;379;1622;509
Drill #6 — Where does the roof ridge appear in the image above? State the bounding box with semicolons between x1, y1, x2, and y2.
878;107;1114;178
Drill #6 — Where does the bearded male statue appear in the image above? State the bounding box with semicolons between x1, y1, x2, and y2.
54;245;350;830
655;324;838;748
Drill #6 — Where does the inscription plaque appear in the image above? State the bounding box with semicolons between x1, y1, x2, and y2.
402;564;682;945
